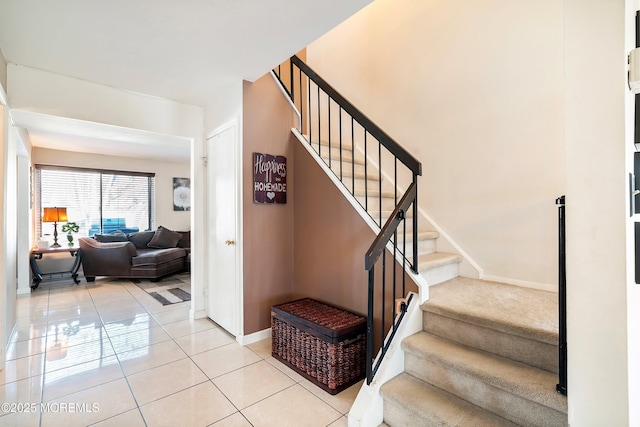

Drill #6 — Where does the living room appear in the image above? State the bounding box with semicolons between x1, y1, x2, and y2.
29;142;191;288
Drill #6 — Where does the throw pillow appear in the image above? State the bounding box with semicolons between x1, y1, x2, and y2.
94;230;128;243
177;230;190;248
148;226;182;249
128;231;155;249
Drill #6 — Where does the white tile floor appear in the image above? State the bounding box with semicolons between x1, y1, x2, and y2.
1;276;362;426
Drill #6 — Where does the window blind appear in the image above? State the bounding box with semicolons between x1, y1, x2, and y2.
35;165;155;239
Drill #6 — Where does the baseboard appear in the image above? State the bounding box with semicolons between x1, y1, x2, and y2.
481;274;557;292
2;324;19;369
17;286;31;295
348;292;423;427
237;328;271;346
190;308;207;320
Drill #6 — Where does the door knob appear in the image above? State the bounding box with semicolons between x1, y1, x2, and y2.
225;240;235;246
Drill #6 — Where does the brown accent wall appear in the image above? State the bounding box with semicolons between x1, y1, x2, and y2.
293;142;417;351
242;69;417;338
292;142;371;315
242;75;297;335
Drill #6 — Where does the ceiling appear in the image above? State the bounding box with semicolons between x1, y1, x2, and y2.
0;0;371;161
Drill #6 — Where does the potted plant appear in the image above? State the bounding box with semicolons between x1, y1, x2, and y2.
61;222;80;247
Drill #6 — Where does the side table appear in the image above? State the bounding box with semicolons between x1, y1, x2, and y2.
30;247;82;290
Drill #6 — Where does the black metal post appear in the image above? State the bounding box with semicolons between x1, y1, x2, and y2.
366;267;375;385
556;195;567;396
412;173;419;273
289;59;294;106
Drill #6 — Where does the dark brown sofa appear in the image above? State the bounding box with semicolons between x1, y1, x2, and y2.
79;227;190;282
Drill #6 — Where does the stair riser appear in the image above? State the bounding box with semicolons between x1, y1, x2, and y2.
324;162;378;181
320;152;359;165
338;178;380;195
383;395;446;427
376;243;437;269
356;195;397;210
328;161;376;177
310;141;354;153
352;180;406;199
395;238;437;257
371;209;415;224
421;262;459;286
423;311;559;373
405;353;567;426
305;136;354;152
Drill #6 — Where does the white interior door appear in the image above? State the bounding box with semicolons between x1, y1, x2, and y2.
206;122;240;336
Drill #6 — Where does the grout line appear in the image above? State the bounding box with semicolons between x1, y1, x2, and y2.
23;276;358;426
105;277;152;426
37;285;51;427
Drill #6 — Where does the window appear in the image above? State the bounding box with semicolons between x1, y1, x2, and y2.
35;165;155;238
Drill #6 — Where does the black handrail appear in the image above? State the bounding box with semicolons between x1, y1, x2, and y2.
273;56;421;268
365;183;417;384
556;195;567;396
290;56;422;176
366;183;417;270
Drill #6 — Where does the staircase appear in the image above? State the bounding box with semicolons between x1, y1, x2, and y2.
380;277;568;426
274;57;566;426
307;137;462;285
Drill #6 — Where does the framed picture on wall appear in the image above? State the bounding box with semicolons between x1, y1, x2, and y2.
173;177;191;211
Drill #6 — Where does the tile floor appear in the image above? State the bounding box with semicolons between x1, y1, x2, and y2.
1;276;362;426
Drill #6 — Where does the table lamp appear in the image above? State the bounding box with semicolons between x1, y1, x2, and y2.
42;207;68;248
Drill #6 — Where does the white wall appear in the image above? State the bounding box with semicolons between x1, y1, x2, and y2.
565;1;628;425
32;148;190;232
6;64;207;318
15;152;30;295
200;80;243;322
1;104;18;367
8;65;202;139
204;80;243;134
626;2;640;424
306;0;565;288
306;0;636;423
0;47;6;98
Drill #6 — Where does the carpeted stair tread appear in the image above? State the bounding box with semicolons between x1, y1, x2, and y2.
403;332;567;414
418;252;462;270
354;188;397;198
394;230;439;242
423;309;559;373
381;372;518;427
326;161;379;180
423;277;558;345
305;135;355;151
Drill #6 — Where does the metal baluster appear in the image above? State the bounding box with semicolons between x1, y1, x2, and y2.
339;107;343;181
412;173;418;273
317;85;321;158
556;196;567;396
381;251;386;351
364;130;368;212
328;95;332;169
351;117;355;195
366;266;375;385
378;142;382;227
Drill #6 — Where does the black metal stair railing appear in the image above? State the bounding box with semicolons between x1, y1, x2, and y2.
364;182;417;383
273;56;422;384
556;195;567;396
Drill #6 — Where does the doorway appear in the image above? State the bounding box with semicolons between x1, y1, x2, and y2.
206;120;241;336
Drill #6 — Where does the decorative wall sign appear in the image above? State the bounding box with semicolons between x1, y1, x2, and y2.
173;177;191;211
253;152;287;204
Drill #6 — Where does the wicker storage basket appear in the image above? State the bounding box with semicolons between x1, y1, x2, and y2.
271;298;366;395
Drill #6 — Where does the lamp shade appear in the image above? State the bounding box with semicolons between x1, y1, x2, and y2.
42;207;68;223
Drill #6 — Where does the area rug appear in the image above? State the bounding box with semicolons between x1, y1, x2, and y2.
132;272;191;306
